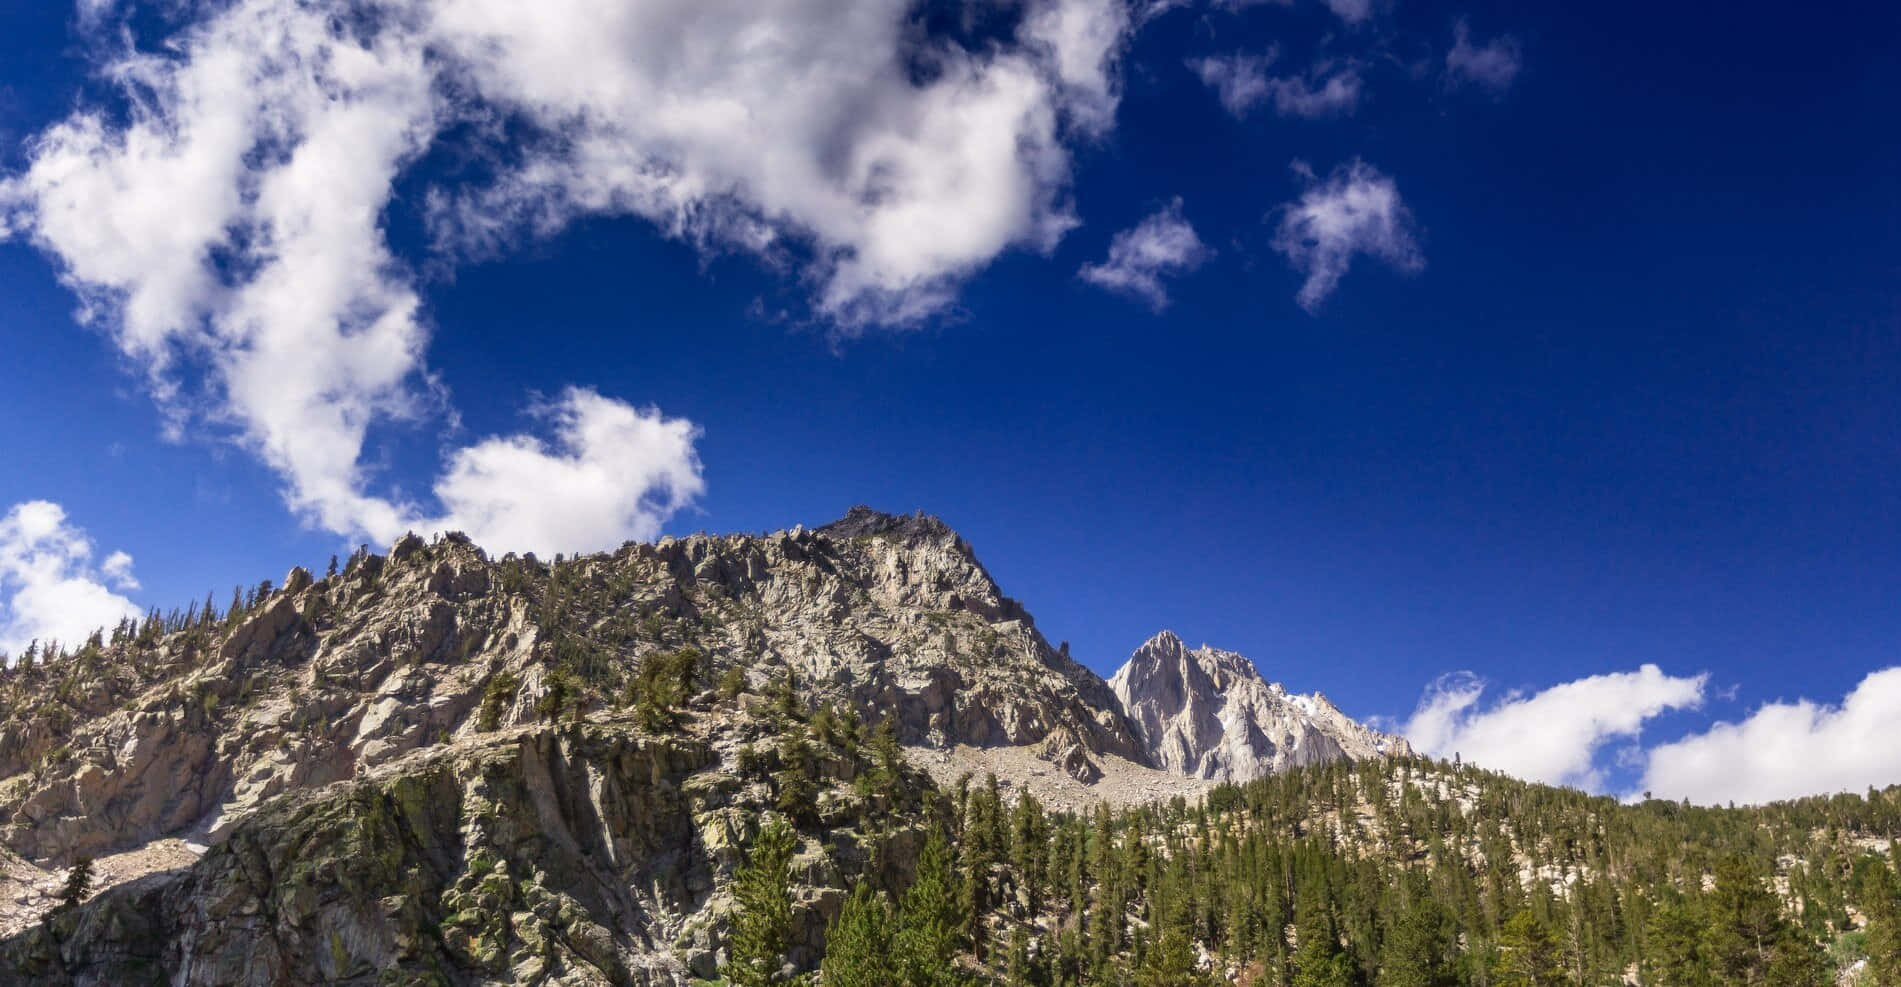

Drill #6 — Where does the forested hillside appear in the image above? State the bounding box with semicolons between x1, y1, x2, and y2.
769;749;1901;986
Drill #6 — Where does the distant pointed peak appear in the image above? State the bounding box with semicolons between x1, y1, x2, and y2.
1131;630;1261;680
1113;631;1410;781
1140;629;1186;651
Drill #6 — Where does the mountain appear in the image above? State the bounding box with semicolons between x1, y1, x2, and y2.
0;508;1132;870
1110;630;1411;782
0;506;1129;979
0;509;1896;986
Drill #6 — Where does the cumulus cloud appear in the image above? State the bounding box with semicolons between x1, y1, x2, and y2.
432;388;704;556
1446;19;1522;93
1190;53;1362;118
1270;160;1423;311
1403;666;1707;790
1639;668;1901;805
1078;198;1210;310
0;501;143;658
2;0;1133;553
419;0;1124;328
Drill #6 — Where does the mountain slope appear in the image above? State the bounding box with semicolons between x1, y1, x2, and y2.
1110;630;1411;782
3;714;944;985
0;508;1137;881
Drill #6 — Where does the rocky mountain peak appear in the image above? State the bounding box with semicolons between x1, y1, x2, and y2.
0;510;1146;874
1111;631;1411;782
816;505;960;547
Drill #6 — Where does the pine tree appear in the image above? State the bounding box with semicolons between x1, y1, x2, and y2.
719;666;748;702
1380;889;1456;987
726;818;797;987
820;883;896;987
1764;933;1831;987
871;716;904;793
810;703;841;749
1292;892;1357;987
1869;911;1901;986
1494;909;1564;986
774;665;802;720
58;856;93;913
895;830;971;987
1137;924;1207;986
535;667;575;723
632;647;699;731
478;672;518;732
1012;792;1049;915
1644;900;1713;987
1708;856;1795;986
775;722;818;825
1858;867;1901;987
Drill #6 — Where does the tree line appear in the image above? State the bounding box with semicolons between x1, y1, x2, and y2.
725;754;1901;985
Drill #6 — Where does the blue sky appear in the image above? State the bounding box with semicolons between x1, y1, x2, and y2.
2;0;1899;803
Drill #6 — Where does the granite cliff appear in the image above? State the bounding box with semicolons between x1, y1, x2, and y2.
1110;630;1411;782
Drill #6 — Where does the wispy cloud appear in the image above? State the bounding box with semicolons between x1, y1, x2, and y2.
1215;0;1371;26
1446;19;1523;93
1402;666;1708;790
1270;160;1423;311
1191;53;1278;116
1321;0;1372;24
0;501;142;657
1078;198;1211;311
1190;52;1363;118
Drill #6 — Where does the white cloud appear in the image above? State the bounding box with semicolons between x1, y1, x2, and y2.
1190;53;1362;119
1024;0;1134;137
432;388;704;557
1639;668;1901;805
4;0;449;544
0;501;143;658
100;551;138;590
1446;19;1522;93
3;0;1133;554
1403;666;1707;790
1078;198;1210;310
419;0;1119;329
1270;159;1423;311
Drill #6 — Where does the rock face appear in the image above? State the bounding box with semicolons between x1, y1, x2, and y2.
0;508;1137;877
3;722;932;986
1110;630;1411;782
